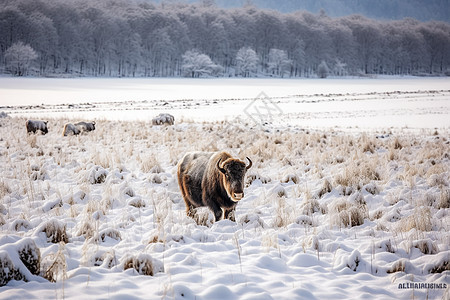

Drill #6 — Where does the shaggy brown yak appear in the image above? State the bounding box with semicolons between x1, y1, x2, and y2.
177;151;252;222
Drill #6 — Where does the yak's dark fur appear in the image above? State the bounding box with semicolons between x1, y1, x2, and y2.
26;120;48;135
177;151;252;222
74;121;95;132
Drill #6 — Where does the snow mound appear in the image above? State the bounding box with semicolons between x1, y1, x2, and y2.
0;237;43;286
87;165;108;184
35;219;69;244
120;253;164;276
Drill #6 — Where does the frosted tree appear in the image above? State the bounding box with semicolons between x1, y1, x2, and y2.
419;23;450;74
5;42;38;76
268;49;291;77
181;50;221;77
317;60;329;78
345;16;383;74
334;59;347;76
287;38;306;77
236;47;259;77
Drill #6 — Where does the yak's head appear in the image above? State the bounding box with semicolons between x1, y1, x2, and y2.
42;121;49;134
217;157;252;202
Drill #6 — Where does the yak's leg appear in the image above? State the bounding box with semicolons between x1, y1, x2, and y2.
186;204;196;218
207;202;223;222
212;207;223;222
224;208;236;222
179;174;198;219
203;192;224;221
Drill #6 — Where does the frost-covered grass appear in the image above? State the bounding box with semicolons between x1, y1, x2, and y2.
0;115;449;299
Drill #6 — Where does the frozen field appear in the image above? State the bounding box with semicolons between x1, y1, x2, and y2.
0;77;449;299
1;77;450;130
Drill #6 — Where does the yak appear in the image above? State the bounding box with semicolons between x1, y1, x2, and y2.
152;114;174;126
62;123;81;136
74;121;95;132
177;151;252;222
26;120;48;135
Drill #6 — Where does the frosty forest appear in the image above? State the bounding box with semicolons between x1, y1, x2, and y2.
1;0;450;78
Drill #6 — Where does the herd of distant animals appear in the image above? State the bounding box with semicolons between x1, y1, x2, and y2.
24;113;175;136
24;112;252;223
25;119;97;136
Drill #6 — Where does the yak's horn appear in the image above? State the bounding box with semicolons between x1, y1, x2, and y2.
217;158;226;174
246;157;252;170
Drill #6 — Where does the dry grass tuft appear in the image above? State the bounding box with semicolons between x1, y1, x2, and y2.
17;240;41;275
41;243;67;282
239;213;266;228
191;207;214;227
246;172;271;186
39;219;69;244
0;180;11;199
122;253;163;276
429;260;449;274
329;198;367;228
76;220;95;240
377;239;395;253
387;259;407;274
0;239;41;287
128;197;146;208
27;135;38;148
139;154;163;173
88;165;107;184
412;239;438;255
261;233;279;252
392;137;403;150
397;208;432;232
282;174;299;184
273;196;296;228
0;253;25;286
11;218;31;231
335;160;381;191
300;198;326;215
438;188;450;209
99;228;122;242
315;178;332;199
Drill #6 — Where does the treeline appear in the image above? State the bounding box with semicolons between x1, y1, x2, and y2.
195;0;450;22
0;0;449;77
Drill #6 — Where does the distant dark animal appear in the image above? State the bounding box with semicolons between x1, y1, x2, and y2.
62;123;81;136
74;121;96;132
152;113;174;125
26;120;48;135
177;151;252;222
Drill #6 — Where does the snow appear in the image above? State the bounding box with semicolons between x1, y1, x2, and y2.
0;77;449;299
1;77;449;130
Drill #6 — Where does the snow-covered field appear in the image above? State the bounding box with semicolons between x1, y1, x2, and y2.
0;78;449;299
1;77;450;129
